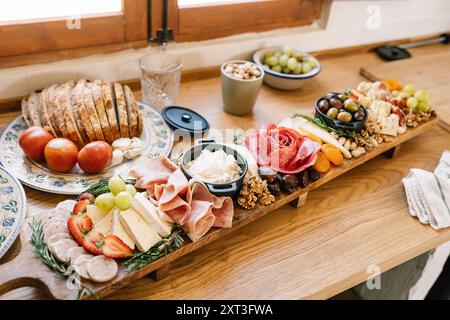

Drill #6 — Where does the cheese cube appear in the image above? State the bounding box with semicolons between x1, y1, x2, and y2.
112;209;135;250
381;114;399;136
86;205;109;225
95;210;114;236
133;193;172;237
119;208;162;252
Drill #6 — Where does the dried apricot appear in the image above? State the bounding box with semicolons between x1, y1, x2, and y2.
321;144;344;166
313;150;331;173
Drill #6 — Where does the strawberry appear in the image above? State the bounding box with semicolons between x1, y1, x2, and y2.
82;231;105;255
79;193;95;204
67;214;93;245
72;199;90;215
102;235;133;259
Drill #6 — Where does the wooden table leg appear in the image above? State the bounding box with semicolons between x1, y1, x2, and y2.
289;192;308;208
384;144;401;159
150;263;171;281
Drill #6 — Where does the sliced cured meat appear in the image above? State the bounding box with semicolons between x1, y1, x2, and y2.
56;200;77;214
245;124;321;174
87;255;118;282
128;157;234;241
67;246;88;263
189;180;234;228
48;239;79;263
73;254;95;279
44;222;70;243
184;199;216;242
47;232;72;246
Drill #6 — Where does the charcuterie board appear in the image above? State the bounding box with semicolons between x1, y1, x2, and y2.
0;115;438;300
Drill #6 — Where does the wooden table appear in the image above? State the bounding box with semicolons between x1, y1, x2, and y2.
1;44;450;300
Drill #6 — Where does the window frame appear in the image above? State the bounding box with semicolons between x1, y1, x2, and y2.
0;0;148;60
153;0;324;42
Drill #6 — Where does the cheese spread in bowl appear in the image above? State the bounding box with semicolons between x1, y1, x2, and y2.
186;149;242;184
181;143;248;197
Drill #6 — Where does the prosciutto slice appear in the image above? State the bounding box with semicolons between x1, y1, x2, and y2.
128;157;234;242
245;123;321;174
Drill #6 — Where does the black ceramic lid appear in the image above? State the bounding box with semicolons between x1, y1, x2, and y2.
161;106;209;134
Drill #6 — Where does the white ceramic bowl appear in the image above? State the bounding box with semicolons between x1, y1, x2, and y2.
252;47;321;90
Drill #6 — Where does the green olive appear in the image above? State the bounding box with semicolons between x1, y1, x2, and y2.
337;111;352;123
326;107;339;119
344;99;359;113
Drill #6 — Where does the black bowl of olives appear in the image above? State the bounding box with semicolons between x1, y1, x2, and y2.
315;92;368;131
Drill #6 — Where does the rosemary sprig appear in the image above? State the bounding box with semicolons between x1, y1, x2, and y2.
30;218;98;300
77;177;136;199
292;113;355;139
123;227;185;273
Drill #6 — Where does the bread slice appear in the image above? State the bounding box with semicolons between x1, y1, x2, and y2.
72;80;96;143
70;80;90;144
59;84;85;148
83;81;105;142
101;81;120;141
39;84;58;137
92;80;114;144
21;96;31;127
46;84;63;137
113;83;130;138
123;85;139;137
53;82;76;141
27;92;42;127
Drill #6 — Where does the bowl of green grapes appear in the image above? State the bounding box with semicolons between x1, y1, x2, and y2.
253;46;320;90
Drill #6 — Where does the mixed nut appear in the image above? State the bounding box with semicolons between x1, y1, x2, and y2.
223;62;262;80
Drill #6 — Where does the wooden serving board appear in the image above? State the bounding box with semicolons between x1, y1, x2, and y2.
0;117;439;299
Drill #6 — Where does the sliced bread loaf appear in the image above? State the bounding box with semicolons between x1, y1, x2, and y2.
21;96;31;127
27;92;42;127
39;84;58;137
59;84;85;148
123;85;139;137
83;81;105;142
71;80;92;144
101;81;121;141
92;80;114;144
113;83;129;138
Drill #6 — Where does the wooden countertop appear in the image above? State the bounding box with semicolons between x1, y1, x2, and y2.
1;44;450;300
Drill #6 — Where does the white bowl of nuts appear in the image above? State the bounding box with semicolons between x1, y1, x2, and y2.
220;60;264;116
253;46;321;91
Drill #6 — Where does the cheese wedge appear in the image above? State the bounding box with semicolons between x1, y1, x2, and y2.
111;209;135;250
133;193;172;237
86;205;109;225
119;208;161;252
95;210;114;236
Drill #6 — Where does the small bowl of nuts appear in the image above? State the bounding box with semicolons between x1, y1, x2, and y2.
221;60;264;116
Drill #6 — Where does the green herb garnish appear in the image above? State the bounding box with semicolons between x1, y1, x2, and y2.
124;227;185;273
293;113;355;139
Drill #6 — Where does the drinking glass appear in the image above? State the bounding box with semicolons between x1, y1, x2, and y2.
139;52;183;111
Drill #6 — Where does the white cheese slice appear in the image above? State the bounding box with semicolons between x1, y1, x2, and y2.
95;210;114;236
119;208;162;252
87;205;109;225
133;193;172;237
111;209;135;250
380;114;399;136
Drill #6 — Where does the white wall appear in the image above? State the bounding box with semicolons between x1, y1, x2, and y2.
1;0;450;100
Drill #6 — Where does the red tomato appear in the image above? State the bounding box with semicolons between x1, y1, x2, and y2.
44;138;78;173
19;127;54;161
77;141;113;174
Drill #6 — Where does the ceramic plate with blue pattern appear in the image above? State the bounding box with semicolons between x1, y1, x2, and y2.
0;103;173;195
0;165;26;259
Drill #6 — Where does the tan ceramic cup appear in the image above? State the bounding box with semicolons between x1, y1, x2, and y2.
221;60;264;116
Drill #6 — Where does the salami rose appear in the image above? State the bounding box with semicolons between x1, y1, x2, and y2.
245;123;321;174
